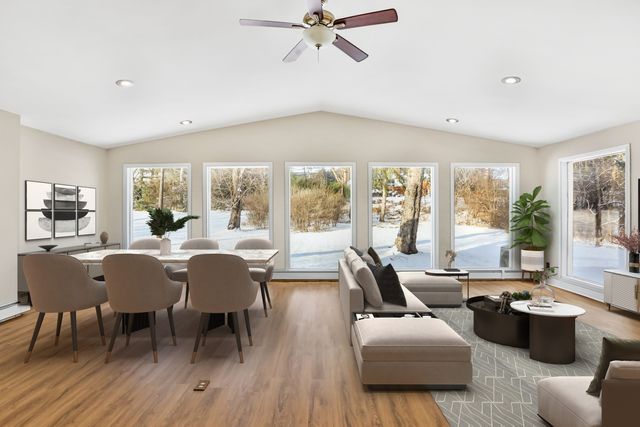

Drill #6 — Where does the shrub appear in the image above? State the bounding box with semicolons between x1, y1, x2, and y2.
291;188;347;232
244;192;269;229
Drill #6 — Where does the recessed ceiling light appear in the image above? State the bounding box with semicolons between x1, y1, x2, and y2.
179;120;192;125
115;79;134;87
501;76;522;85
446;118;459;124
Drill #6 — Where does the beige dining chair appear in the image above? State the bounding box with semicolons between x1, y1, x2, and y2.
22;254;108;363
165;238;219;308
129;238;161;249
234;238;274;317
102;254;182;363
188;254;258;364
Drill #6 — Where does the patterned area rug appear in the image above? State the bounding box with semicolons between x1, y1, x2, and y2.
430;307;609;427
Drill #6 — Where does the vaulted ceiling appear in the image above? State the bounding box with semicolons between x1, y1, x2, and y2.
1;0;639;147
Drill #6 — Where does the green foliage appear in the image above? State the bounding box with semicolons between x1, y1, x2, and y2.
510;186;551;250
510;290;531;301
132;167;188;212
146;208;199;238
532;266;557;283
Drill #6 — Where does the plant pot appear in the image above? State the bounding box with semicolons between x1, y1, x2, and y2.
521;249;544;271
159;237;172;255
629;252;640;273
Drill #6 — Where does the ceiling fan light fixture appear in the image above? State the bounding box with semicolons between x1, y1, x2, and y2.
302;24;336;48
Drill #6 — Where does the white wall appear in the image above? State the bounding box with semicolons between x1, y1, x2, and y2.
106;112;539;271
0;110;20;307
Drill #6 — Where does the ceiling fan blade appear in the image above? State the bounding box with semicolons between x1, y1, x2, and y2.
239;19;305;29
332;35;368;62
306;0;324;21
333;8;398;30
283;39;308;62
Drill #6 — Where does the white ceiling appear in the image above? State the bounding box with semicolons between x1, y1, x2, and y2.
1;0;639;148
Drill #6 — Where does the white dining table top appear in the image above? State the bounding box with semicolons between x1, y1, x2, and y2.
71;249;279;265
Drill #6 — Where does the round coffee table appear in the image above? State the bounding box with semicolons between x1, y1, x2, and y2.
510;301;586;364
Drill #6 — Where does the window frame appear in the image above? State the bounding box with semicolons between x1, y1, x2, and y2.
450;162;520;271
559;144;630;289
284;161;357;272
202;162;274;245
367;162;439;271
123;163;192;249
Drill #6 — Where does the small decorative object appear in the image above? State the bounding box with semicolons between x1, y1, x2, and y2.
531;266;557;306
611;228;640;273
146;208;199;255
99;231;109;244
510;186;550;272
38;244;57;252
498;291;512;314
444;249;457;268
511;290;531;301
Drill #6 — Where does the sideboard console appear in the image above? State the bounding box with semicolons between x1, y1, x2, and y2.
603;270;640;314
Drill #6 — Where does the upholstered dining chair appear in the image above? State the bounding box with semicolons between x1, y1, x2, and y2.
234;238;274;317
188;254;258;364
129;238;161;249
165;238;219;308
102;254;182;363
22;254;108;363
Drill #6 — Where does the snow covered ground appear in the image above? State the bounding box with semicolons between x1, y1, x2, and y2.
572;242;625;284
372;221;432;269
454;225;510;268
208;210;268;250
290;223;352;270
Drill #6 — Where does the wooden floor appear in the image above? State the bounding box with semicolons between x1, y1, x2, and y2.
1;280;639;427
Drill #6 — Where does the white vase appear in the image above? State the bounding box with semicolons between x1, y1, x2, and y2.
521;249;544;271
159;237;172;255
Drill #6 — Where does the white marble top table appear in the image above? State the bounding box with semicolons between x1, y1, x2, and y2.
72;249;279;265
510;300;586;318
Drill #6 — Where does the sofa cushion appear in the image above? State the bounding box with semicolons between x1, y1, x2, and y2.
351;257;384;308
368;263;407;307
397;272;461;292
587;337;640;396
364;285;427;314
352;318;471;362
605;360;640;380
367;247;383;267
538;376;601;427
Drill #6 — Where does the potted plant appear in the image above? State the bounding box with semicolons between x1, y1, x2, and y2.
146;208;199;255
611;228;640;273
510;186;550;272
531;266;557;306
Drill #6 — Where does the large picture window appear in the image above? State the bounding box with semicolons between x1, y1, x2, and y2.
452;164;517;269
286;163;355;270
561;146;628;285
369;164;436;269
205;163;272;250
125;165;191;248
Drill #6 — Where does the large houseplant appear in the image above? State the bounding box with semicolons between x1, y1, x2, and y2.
510;186;550;272
146;208;199;255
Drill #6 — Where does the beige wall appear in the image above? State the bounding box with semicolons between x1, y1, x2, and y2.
0;110;20;306
106;112;539;271
19;127;108;252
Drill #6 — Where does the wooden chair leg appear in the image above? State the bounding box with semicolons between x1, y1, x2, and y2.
167;306;177;345
191;313;207;364
243;309;253;346
126;313;134;346
105;312;123;363
231;312;244;363
264;282;272;309
148;312;158;363
55;312;63;346
24;312;45;363
259;283;268;317
202;313;210;346
184;283;189;309
95;305;106;345
70;311;78;363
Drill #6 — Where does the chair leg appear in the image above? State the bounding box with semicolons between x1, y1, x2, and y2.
126;313;134;346
243;309;253;346
202;313;210;346
184;282;189;309
55;312;63;346
95;305;106;345
148;312;158;363
105;312;123;363
231;312;244;363
24;312;45;363
167;306;177;346
191;313;207;364
259;283;268;317
70;311;78;363
264;282;272;309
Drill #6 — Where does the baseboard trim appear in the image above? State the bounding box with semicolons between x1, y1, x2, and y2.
0;303;31;323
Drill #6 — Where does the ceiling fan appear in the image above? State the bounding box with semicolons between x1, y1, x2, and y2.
239;0;398;63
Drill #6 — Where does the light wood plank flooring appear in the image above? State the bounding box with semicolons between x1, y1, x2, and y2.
0;280;638;426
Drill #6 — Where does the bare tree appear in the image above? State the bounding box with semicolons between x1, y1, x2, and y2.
395;168;424;254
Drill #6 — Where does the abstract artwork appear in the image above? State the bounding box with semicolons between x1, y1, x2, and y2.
54;184;77;238
25;181;53;241
77;186;96;236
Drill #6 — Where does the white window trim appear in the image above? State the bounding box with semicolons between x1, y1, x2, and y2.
202;162;274;244
284;162;357;272
123;163;192;249
450;162;520;271
367;162;438;270
558;144;630;289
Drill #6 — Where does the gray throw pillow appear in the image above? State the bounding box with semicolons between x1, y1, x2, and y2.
351;257;384;308
586;337;640;396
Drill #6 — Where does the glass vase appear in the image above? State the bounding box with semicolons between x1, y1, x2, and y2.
531;280;554;306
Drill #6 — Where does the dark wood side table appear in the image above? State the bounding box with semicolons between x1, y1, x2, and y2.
510;301;586;364
425;269;470;300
